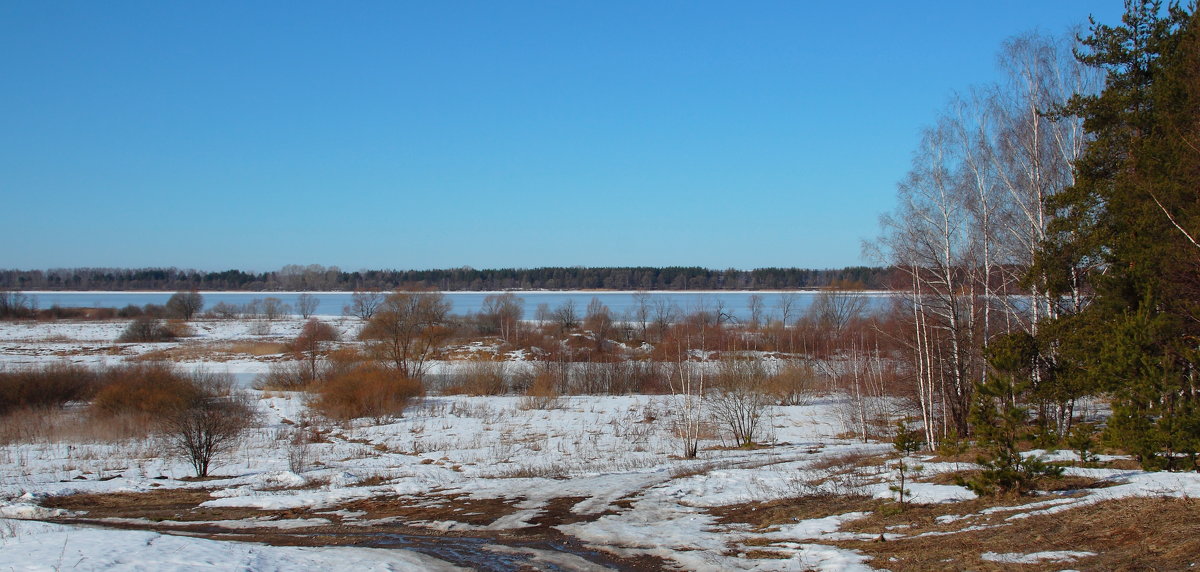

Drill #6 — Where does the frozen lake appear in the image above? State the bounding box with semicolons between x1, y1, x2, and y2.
23;290;892;321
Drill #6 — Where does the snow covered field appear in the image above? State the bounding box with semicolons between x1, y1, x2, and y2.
3;318;1200;570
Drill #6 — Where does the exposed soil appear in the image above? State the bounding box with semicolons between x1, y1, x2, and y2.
40;487;671;571
710;494;884;530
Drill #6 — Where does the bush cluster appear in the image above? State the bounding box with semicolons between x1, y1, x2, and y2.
117;316;181;343
0;363;101;415
310;364;422;421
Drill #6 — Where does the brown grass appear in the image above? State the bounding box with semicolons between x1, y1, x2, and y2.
830;496;1200;571
0;406;158;443
337;492;523;526
132;341;290;362
517;372;562;410
42;488;294;523
711;495;883;530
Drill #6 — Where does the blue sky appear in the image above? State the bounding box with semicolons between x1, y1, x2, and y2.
1;1;1123;272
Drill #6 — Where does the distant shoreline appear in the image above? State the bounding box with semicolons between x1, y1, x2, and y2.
19;289;896;295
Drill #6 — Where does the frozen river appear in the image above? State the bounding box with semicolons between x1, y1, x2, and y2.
23;290;893;322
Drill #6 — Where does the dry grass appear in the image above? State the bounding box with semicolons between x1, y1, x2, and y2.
337;492;523;526
830;496;1200;570
132;341;290;362
42;488;299;523
711;495;883;530
0;406;159;444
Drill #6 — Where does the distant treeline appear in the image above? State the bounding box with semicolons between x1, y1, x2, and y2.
0;265;891;292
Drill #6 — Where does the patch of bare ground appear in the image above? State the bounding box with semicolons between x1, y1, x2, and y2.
40;489;301;524
831;496;1200;570
710;495;884;530
525;495;625;529
39;489;670;571
338;492;524;526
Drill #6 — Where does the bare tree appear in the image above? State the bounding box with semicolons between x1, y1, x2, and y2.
552;299;579;333
807;281;868;340
775;292;799;325
260;297;290;321
583;297;614;352
870;29;1100;440
161;374;255;478
667;321;708;459
345;288;384;320
650;298;680;342
534;302;552;327
296;293;320;319
359;291;452;381
746;294;765;330
480;292;524;344
631;291;652;340
292;318;340;384
166;290;204;321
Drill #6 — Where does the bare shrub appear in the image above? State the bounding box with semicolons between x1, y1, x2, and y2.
0;363;101;415
162;388;255;477
628;359;670;394
518;372;562;410
0;406;158;444
117;304;144;318
260;361;310;391
141;303;166;318
311;364;423;421
709;358;772;447
764;360;816;406
450;358;509;395
285;425;314;473
573;360;617;394
0;290;36;319
204;301;241;320
261;344;362;391
91;364;202;419
117;317;177;343
163;320;195;338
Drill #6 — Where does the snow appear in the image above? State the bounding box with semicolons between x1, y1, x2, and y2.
0;519;463;571
981;550;1096;564
1;318;1198;570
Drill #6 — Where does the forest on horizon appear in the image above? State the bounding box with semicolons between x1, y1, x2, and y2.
0;265;890;292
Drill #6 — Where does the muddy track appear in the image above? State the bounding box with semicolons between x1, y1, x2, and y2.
40;489;671;571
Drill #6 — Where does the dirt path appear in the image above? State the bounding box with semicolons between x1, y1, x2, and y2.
40;488;671;571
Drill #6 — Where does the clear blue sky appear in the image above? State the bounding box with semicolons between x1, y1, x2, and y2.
1;1;1123;272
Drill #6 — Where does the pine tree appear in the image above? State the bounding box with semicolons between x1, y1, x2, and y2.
1035;0;1200;470
891;419;926;511
959;375;1063;496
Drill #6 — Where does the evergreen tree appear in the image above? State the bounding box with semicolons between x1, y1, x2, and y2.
1036;1;1200;470
959;375;1063;496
